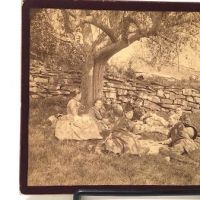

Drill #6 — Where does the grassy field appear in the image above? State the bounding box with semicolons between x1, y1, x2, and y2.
28;96;200;186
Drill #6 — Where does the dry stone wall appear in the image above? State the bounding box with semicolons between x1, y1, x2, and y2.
29;60;200;113
104;75;200;113
30;60;82;98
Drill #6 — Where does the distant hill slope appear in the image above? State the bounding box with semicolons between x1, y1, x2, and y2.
108;39;200;81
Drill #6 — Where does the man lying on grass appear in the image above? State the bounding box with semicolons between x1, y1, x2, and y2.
159;114;200;166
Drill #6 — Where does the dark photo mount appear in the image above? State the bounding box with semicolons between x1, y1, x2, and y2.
21;0;200;195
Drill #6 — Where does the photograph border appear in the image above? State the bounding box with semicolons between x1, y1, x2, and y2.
20;0;200;194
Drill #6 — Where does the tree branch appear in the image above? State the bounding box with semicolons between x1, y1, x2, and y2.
61;10;73;33
128;12;163;42
94;40;127;62
92;32;107;50
82;16;118;43
126;16;143;34
149;12;164;34
95;25;158;62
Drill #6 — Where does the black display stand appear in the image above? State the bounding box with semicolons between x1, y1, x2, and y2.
73;189;148;200
73;189;200;200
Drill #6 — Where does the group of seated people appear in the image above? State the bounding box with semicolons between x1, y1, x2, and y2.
49;89;200;160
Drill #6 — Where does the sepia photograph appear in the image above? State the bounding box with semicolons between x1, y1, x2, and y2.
23;2;200;192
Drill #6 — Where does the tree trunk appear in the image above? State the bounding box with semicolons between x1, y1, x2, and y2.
79;11;94;107
81;56;107;108
81;53;94;107
93;59;106;102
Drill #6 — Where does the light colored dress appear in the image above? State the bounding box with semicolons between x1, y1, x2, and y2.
55;98;103;141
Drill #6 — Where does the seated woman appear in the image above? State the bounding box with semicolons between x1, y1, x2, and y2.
103;106;149;156
88;99;109;133
55;89;103;141
160;114;198;155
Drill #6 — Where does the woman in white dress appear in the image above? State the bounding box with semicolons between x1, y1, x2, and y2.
55;89;103;141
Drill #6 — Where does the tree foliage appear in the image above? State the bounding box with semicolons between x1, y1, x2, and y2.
144;12;200;66
30;9;86;71
31;9;200;69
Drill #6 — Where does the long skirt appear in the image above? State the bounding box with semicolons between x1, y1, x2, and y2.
104;131;145;155
55;114;103;141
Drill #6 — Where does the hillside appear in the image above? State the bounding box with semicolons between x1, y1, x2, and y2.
108;39;200;81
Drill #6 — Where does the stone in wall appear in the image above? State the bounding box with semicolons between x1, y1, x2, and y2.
149;95;161;104
174;99;184;105
49;77;54;84
181;100;188;107
182;88;193;96
168;92;176;100
183;107;192;111
31;95;39;98
30;75;34;81
62;91;71;95
193;91;200;98
63;79;71;84
187;102;199;109
118;85;136;91
166;88;182;95
186;96;194;102
194;97;200;104
161;104;176;110
161;107;169;112
34;77;48;83
60;85;71;92
117;89;128;96
157;89;165;98
164;93;170;99
153;85;164;90
161;98;173;104
128;90;136;95
192;108;200;113
48;85;58;91
30;82;37;87
30;87;38;93
37;93;47;98
105;91;117;99
143;100;160;111
118;96;129;103
138;92;148;100
175;94;185;99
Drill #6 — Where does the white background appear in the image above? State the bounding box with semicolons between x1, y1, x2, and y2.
0;1;200;200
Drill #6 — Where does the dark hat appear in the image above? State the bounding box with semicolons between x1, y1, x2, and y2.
124;102;133;113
